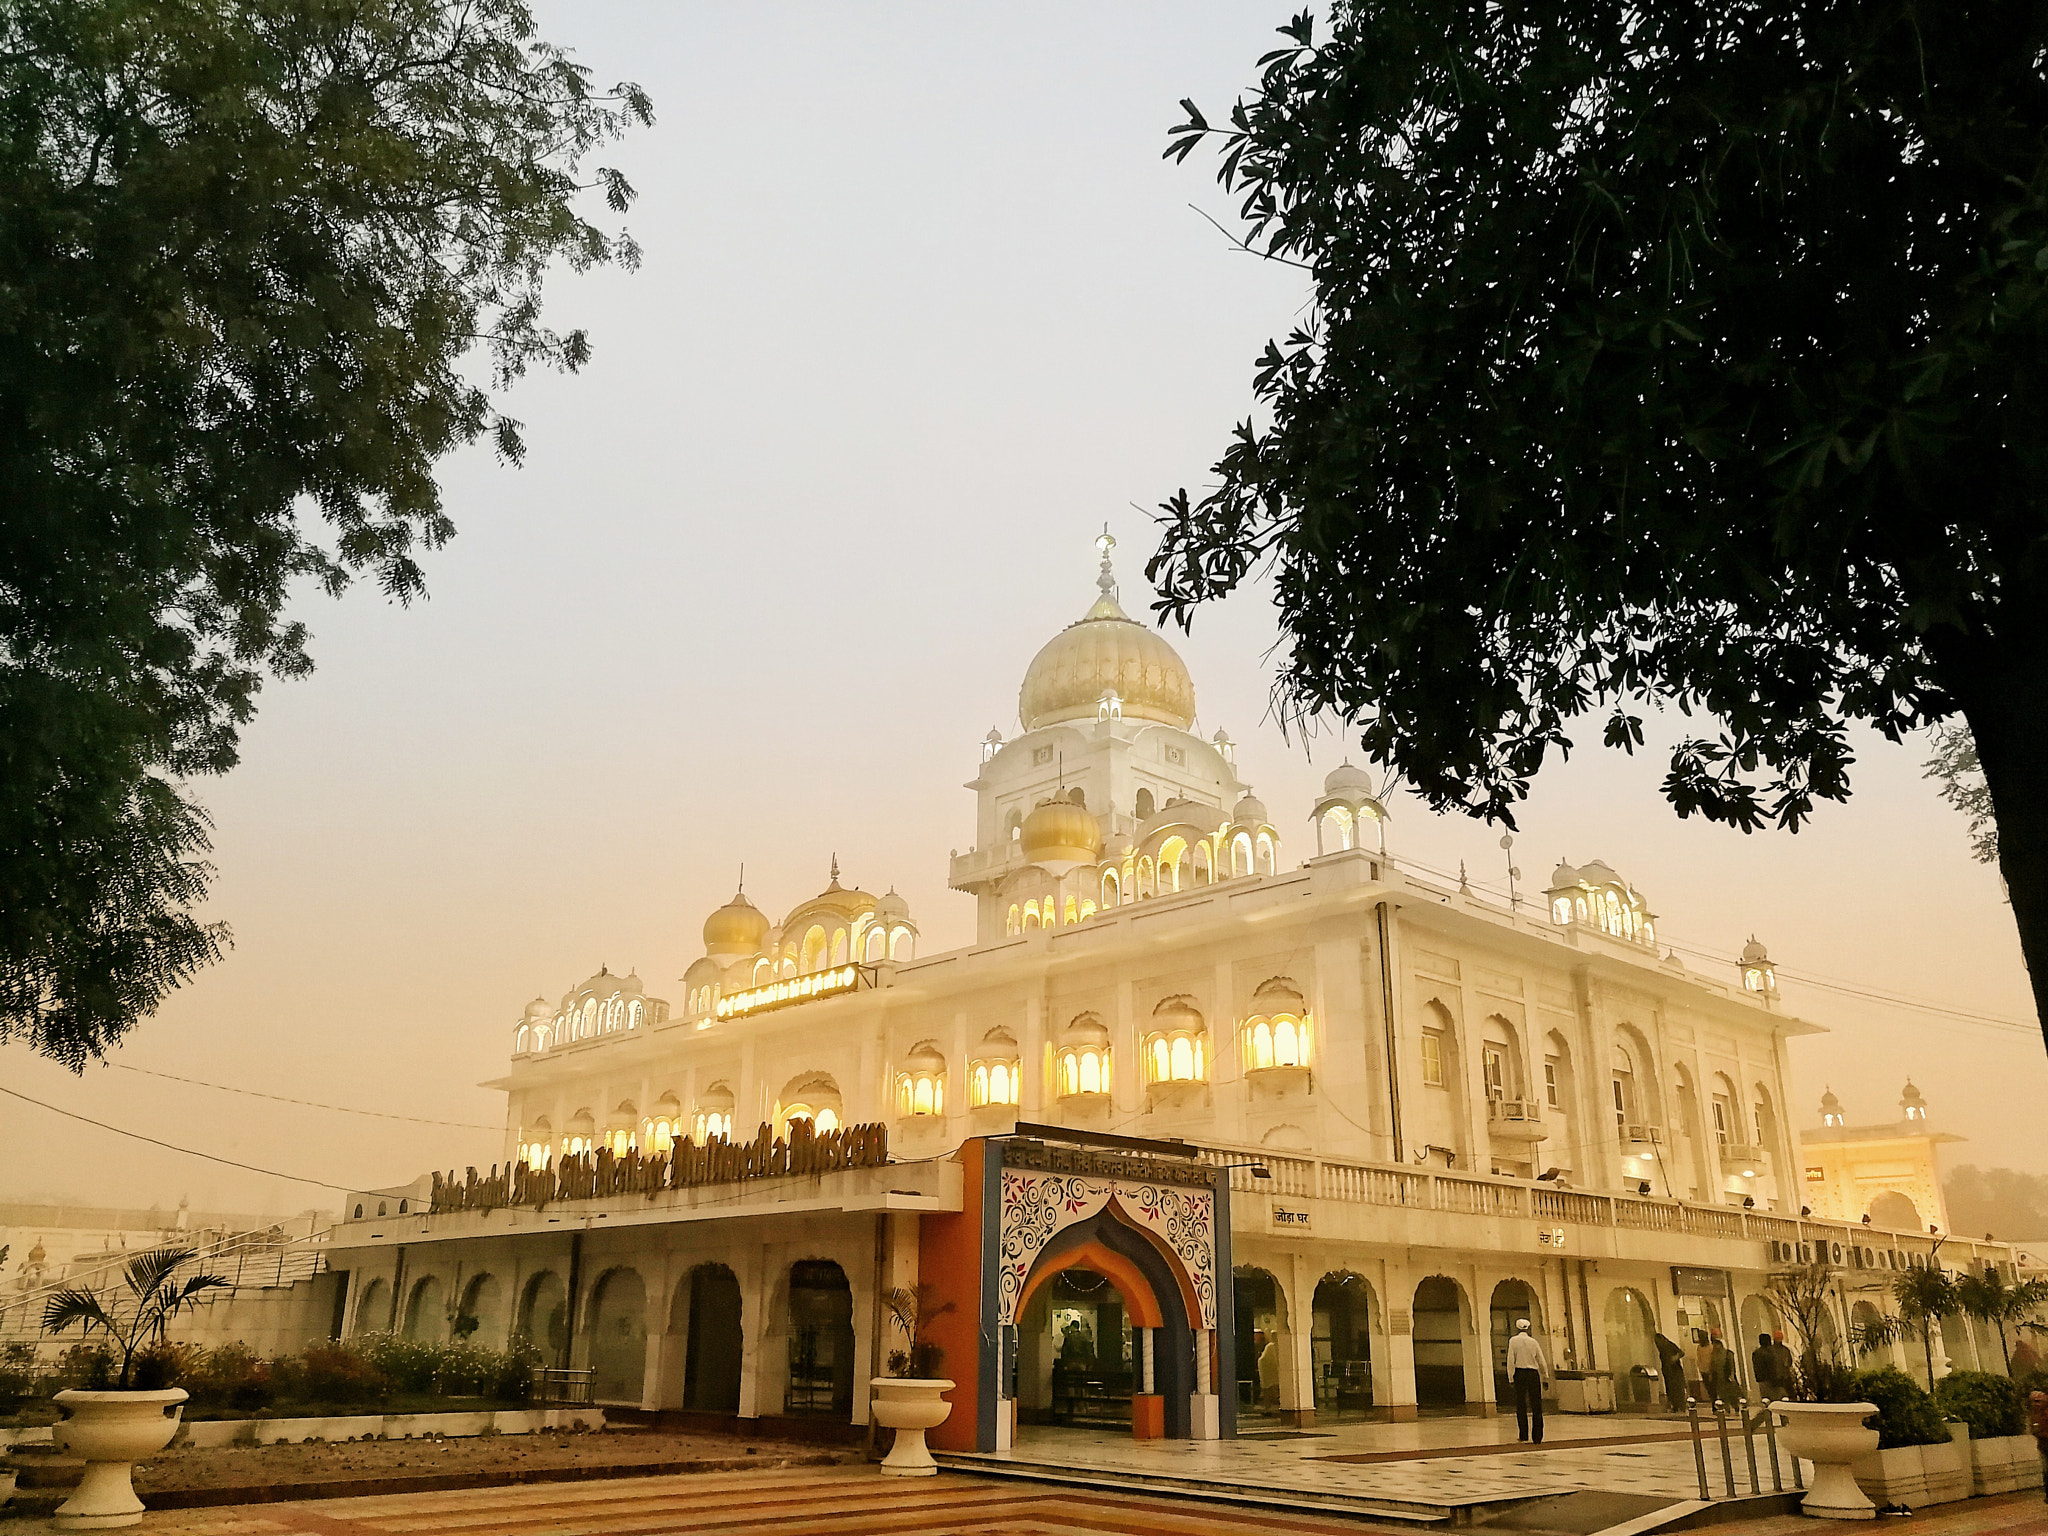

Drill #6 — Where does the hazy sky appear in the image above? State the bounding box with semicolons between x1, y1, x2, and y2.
3;2;2040;1223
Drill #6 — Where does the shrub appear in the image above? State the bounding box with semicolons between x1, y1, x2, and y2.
271;1343;390;1407
0;1343;36;1400
1935;1371;2025;1439
1852;1367;1949;1449
188;1342;273;1410
352;1333;441;1394
51;1343;114;1391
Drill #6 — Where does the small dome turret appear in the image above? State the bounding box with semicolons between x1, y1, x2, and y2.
1900;1079;1928;1121
522;996;551;1023
876;886;910;921
1323;762;1376;798
1819;1087;1845;1127
1232;791;1269;826
703;890;771;957
1020;794;1102;878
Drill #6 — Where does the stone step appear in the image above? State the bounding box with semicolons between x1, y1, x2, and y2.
936;1451;1490;1525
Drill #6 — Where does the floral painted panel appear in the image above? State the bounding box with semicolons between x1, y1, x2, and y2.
996;1168;1216;1327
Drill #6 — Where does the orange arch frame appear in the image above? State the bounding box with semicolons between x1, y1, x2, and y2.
1014;1239;1162;1328
1012;1197;1206;1332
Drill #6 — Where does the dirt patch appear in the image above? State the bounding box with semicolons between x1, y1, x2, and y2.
4;1426;858;1517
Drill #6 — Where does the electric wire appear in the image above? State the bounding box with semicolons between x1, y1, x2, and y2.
1391;851;2038;1034
106;1062;501;1129
0;1084;388;1197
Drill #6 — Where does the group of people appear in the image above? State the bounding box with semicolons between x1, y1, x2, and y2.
1643;1327;1796;1411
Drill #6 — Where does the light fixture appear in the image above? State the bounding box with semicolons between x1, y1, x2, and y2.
1801;1206;1812;1217
1636;1180;1652;1197
1861;1213;1872;1226
1742;1195;1756;1210
1741;1168;1756;1178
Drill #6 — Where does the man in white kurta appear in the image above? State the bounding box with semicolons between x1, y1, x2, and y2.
1506;1317;1551;1443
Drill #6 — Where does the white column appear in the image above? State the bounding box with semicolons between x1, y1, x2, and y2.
1191;1325;1220;1439
1141;1327;1155;1394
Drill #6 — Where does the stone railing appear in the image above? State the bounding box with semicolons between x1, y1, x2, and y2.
1195;1143;2015;1267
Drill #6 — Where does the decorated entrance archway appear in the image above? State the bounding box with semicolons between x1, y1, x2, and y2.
1011;1206;1197;1439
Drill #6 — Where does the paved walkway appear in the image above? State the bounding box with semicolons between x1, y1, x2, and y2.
3;1468;2043;1536
950;1415;1775;1515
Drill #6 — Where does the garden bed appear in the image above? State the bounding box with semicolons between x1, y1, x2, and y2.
2;1426;853;1518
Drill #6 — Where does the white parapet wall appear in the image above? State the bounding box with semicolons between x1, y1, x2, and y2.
171;1406;604;1449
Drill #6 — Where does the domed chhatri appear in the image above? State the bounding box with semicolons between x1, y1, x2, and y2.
704;889;772;957
1017;530;1195;732
1020;794;1102;878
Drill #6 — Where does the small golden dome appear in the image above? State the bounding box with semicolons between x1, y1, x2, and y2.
1020;795;1103;878
703;891;770;957
1018;534;1195;731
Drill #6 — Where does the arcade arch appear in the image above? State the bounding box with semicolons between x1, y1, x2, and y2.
587;1267;648;1404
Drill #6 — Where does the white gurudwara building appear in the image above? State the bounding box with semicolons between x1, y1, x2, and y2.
327;536;2025;1448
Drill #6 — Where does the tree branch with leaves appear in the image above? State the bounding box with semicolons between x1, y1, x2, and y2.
1156;4;2048;1050
1;0;652;1067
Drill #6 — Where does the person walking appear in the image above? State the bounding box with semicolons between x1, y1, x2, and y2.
1655;1332;1687;1413
1751;1333;1782;1400
1507;1317;1551;1443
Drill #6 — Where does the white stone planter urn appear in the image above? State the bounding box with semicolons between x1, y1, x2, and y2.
1775;1400;1879;1520
869;1377;953;1476
51;1388;189;1529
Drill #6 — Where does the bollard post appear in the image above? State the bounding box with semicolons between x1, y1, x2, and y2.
1688;1397;1710;1500
1741;1405;1761;1494
1714;1400;1736;1497
1761;1403;1784;1493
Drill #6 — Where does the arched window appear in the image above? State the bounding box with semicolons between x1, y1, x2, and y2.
1256;832;1277;875
1143;996;1207;1085
890;927;913;960
1321;806;1354;851
628;1000;643;1029
1007;904;1020;936
831;929;847;965
1135;788;1155;820
800;926;829;973
865;927;887;961
1231;832;1253;878
896;1043;946;1117
1137;856;1154;898
1079;898;1096;921
1057;1014;1110;1098
1023;899;1040;930
515;1025;529;1054
1242;980;1311;1072
1193;841;1212;883
970;1029;1020;1108
1101;868;1120;908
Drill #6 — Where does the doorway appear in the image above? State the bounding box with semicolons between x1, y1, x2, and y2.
1413;1275;1468;1409
783;1260;854;1418
1233;1267;1286;1425
1019;1268;1134;1429
681;1263;743;1413
1313;1273;1375;1418
1487;1279;1541;1408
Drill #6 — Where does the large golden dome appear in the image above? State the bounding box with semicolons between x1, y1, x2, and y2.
1019;536;1195;731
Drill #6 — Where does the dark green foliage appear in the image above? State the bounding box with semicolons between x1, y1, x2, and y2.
1935;1370;2025;1439
1945;1169;2048;1247
0;0;651;1067
1156;4;2048;1044
40;1246;230;1386
1852;1366;1950;1449
268;1342;389;1407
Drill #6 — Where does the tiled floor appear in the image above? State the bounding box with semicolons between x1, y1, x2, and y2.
4;1469;2044;1536
956;1414;1787;1512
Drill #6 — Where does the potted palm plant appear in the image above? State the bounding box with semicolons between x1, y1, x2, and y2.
1766;1264;1880;1520
869;1282;957;1476
42;1246;229;1529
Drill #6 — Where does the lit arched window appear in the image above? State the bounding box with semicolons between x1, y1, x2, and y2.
1007;903;1021;936
896;1042;946;1117
1243;979;1311;1071
1144;996;1207;1085
970;1029;1020;1107
1056;1013;1110;1098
